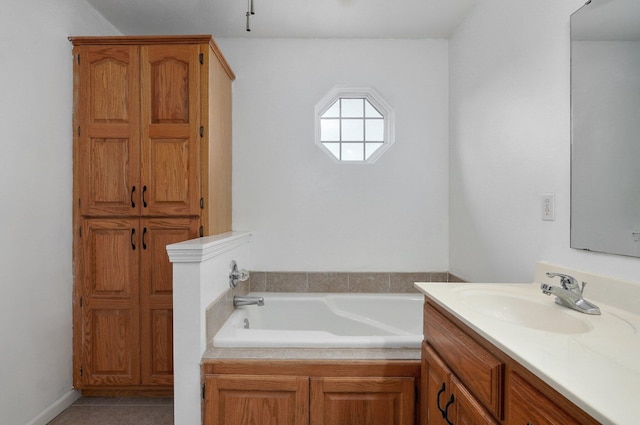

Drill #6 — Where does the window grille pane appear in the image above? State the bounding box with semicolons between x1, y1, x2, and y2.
342;120;364;141
321;101;340;118
342;143;364;161
323;143;341;160
341;99;364;118
365;119;384;142
365;143;384;160
321;119;340;141
365;100;382;118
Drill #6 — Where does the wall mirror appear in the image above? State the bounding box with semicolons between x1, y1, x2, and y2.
571;0;640;257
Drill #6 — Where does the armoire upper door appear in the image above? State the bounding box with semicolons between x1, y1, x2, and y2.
75;45;141;217
140;44;201;217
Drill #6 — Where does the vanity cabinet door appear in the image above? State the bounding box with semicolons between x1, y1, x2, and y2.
423;342;451;425
508;372;581;425
204;374;309;425
423;342;498;425
310;376;415;425
451;375;499;425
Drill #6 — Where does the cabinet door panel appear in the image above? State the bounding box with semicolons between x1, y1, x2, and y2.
81;218;140;386
310;376;415;425
140;45;200;216
140;218;199;385
451;375;499;425
205;374;309;425
423;343;451;425
508;372;581;425
76;45;140;216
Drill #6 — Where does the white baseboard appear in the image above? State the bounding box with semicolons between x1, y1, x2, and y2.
24;389;81;425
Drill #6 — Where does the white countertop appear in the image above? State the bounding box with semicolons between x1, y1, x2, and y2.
415;280;640;425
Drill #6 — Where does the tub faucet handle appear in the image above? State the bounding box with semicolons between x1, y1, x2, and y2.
229;260;250;288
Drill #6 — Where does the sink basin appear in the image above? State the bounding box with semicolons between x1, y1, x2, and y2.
459;290;592;333
456;286;636;335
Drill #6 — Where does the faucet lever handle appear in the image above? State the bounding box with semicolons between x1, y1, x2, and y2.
545;272;578;290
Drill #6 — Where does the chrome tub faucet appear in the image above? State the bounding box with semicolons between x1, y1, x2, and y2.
540;272;601;315
233;296;264;307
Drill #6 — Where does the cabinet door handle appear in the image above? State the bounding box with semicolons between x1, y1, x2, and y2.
131;228;136;250
142;185;148;208
437;383;447;418
444;394;455;425
142;227;147;250
131;186;136;208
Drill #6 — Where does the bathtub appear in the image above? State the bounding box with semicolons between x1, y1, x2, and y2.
213;292;424;349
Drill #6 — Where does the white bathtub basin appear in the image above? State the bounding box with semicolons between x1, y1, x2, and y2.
213;292;424;348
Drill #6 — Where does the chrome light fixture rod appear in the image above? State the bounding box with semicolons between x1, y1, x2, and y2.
246;0;255;32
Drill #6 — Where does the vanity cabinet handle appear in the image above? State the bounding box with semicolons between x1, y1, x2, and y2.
436;383;447;417
131;186;136;208
444;394;455;425
131;228;136;250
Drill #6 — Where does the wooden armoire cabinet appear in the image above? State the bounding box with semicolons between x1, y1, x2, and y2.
70;35;234;395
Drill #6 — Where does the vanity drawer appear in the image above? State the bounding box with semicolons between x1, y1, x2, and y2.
424;302;504;419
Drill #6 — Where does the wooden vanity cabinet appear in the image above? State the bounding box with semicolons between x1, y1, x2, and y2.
421;298;601;425
71;35;234;394
202;360;420;425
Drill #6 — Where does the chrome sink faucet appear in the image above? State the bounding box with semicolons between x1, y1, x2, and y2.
233;296;264;307
540;272;601;315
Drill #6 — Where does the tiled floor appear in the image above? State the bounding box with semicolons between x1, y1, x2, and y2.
47;397;173;425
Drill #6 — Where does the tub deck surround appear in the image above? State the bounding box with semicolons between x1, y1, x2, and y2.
212;292;423;349
205;278;250;345
415;262;640;425
203;347;421;361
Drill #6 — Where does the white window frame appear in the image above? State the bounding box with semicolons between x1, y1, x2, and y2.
314;86;395;164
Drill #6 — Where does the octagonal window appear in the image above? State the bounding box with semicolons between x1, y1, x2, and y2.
315;87;394;163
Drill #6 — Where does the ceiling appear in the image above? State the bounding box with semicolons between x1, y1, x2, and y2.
85;0;477;39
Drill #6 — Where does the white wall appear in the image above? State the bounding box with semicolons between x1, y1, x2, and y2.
218;38;450;272
168;232;251;425
0;1;119;424
449;0;640;283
